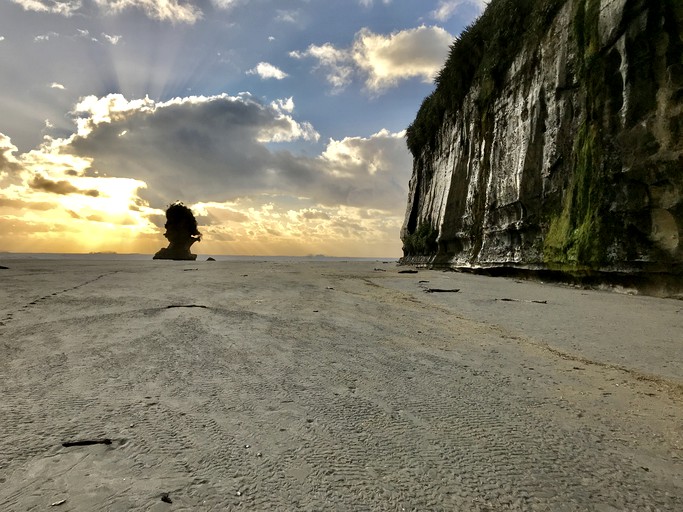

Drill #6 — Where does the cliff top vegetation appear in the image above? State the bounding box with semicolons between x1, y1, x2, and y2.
406;0;565;157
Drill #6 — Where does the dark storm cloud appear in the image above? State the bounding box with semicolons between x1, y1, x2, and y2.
30;174;100;196
61;93;411;212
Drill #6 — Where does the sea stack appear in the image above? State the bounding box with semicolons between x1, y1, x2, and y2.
153;202;201;261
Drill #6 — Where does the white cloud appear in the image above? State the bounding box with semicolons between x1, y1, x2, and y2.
292;26;453;93
211;0;240;9
353;26;453;91
0;36;5;42
34;32;59;42
271;97;294;113
92;0;202;23
11;0;204;22
275;9;298;23
246;62;288;80
431;0;488;21
9;0;82;16
103;33;122;45
50;82;66;89
290;43;354;93
358;0;391;6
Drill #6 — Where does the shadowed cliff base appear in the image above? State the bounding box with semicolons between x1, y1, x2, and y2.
400;256;683;298
401;0;683;291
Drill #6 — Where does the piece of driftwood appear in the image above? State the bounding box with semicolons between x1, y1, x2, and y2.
423;288;460;293
166;304;208;309
498;298;547;304
62;439;112;447
51;499;67;507
398;269;418;274
161;493;173;504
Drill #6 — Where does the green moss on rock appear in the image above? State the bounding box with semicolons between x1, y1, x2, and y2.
403;222;439;256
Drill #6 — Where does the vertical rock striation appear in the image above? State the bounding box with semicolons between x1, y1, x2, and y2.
402;0;682;288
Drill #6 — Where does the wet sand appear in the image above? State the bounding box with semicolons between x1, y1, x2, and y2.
1;259;681;510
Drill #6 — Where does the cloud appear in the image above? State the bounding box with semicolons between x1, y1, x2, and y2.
34;32;59;42
352;26;454;91
50;82;66;90
275;9;298;23
0;134;23;186
290;43;354;93
92;0;202;23
271;97;294;113
0;36;5;42
431;0;488;21
10;0;204;22
40;93;410;214
358;0;391;6
0;91;412;256
9;0;82;16
246;62;288;80
292;26;453;93
0;197;56;211
30;174;100;197
102;33;122;45
211;0;240;9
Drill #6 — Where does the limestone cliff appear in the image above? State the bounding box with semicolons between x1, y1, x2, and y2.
402;0;683;287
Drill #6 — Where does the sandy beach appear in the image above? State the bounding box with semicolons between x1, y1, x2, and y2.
0;259;681;510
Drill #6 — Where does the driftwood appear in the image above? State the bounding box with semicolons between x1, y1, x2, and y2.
62;439;112;447
498;298;547;304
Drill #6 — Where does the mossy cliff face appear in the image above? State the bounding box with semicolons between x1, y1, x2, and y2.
402;0;683;280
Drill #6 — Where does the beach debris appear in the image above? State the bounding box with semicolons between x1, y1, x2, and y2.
166;304;208;309
51;499;67;507
207;257;216;261
62;438;112;447
236;491;243;497
256;452;263;457
0;266;9;270
497;298;547;304
373;268;386;272
398;269;418;274
423;288;460;293
245;444;251;448
183;268;199;271
161;492;173;503
326;286;335;290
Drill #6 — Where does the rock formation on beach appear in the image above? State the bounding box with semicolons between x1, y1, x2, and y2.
153;202;201;261
401;0;682;288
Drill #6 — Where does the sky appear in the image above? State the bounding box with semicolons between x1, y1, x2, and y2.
0;0;486;257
